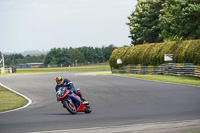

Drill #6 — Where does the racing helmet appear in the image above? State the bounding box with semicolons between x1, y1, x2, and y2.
55;75;64;86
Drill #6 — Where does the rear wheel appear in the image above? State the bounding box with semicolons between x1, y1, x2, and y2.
63;100;77;114
85;105;92;113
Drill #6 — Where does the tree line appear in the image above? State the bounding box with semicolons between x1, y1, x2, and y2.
1;45;117;67
127;0;200;45
2;54;45;67
44;45;117;67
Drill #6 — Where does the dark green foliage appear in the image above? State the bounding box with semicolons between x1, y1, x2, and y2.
3;54;45;67
127;0;165;45
159;0;200;41
44;48;72;66
2;45;117;67
127;0;200;45
44;45;117;66
109;40;200;69
103;44;117;61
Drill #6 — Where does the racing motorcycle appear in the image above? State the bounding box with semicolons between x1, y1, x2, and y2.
56;86;92;114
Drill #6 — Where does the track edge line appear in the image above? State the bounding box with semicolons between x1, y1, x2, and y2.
0;83;32;114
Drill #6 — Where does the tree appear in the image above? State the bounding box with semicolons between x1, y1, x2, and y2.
94;47;105;63
44;48;66;66
127;0;165;45
103;44;117;61
127;0;200;44
159;0;200;41
4;54;24;66
44;48;58;66
69;49;85;65
61;48;72;66
43;45;117;67
78;47;94;63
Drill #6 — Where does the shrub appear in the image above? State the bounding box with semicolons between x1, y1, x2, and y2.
109;39;200;69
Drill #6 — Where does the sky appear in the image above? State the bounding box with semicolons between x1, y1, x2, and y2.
0;0;137;53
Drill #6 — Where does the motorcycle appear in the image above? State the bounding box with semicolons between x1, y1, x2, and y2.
56;86;92;114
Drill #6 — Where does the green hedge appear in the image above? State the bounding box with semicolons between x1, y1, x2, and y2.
109;39;200;69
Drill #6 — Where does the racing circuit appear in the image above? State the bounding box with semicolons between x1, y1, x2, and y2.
0;72;200;133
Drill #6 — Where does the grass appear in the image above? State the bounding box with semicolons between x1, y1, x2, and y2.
116;74;200;86
78;71;112;75
79;71;200;86
0;86;27;112
1;64;111;75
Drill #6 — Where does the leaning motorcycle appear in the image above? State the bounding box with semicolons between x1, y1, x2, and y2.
56;87;92;114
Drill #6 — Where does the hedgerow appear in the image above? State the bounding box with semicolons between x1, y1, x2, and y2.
109;39;200;69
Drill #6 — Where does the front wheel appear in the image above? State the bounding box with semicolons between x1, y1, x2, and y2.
63;100;77;114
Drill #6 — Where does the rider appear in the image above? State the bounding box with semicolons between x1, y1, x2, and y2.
55;75;88;104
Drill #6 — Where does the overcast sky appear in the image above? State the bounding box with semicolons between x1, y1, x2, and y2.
0;0;136;53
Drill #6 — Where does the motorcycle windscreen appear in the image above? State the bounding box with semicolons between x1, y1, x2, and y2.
56;87;68;98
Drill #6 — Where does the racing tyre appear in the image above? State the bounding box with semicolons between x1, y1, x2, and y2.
85;105;92;113
63;100;77;114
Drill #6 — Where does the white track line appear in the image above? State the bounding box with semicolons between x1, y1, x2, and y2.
0;83;32;114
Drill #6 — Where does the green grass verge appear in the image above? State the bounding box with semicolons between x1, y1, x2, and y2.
0;86;27;112
117;74;200;86
1;64;111;75
79;72;200;86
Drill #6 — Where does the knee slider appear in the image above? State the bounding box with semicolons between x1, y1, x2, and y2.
77;90;81;95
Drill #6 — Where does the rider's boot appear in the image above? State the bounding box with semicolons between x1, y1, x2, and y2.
77;88;89;105
81;96;89;105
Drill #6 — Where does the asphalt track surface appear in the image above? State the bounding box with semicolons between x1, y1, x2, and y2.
0;72;200;133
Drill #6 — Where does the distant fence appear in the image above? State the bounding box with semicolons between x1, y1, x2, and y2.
4;68;12;73
111;63;200;78
195;66;200;78
0;67;16;74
